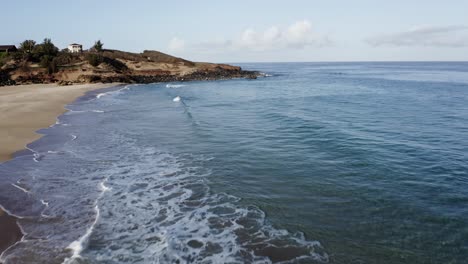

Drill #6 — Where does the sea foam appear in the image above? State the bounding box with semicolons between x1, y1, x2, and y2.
95;85;131;99
62;175;111;263
75;145;328;263
166;84;186;88
62;205;101;264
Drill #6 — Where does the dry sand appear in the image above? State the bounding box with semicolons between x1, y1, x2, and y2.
0;82;120;255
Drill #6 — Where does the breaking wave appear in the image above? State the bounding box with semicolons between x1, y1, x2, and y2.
166;84;186;88
96;85;131;99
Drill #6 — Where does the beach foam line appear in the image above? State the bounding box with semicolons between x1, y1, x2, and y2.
166;84;186;88
25;146;41;162
62;176;111;263
95;85;132;100
49;118;62;127
62;205;101;264
64;108;105;114
11;184;30;194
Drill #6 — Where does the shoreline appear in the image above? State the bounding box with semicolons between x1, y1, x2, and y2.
0;83;121;162
0;83;121;257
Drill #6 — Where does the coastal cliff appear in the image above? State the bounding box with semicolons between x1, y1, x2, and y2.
0;49;258;86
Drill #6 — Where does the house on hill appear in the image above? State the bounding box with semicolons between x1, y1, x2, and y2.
68;43;83;53
0;45;17;53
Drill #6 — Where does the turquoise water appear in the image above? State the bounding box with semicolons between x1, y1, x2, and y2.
1;62;468;263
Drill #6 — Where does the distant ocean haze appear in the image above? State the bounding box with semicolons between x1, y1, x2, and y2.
1;62;468;263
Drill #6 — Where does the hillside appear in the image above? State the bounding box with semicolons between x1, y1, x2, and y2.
0;48;258;86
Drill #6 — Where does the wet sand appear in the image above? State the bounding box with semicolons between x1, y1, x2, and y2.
0;209;22;254
0;83;120;256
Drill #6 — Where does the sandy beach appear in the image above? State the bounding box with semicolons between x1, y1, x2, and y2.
0;83;119;255
0;83;119;161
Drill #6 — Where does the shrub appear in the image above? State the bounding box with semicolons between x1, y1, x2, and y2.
40;55;58;74
86;53;103;67
54;52;76;65
0;52;9;67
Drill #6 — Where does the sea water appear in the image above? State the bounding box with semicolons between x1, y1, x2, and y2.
1;62;468;263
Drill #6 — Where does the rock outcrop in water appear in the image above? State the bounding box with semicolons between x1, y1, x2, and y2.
0;49;259;86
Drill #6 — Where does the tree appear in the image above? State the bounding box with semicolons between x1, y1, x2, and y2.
37;38;59;57
93;40;103;52
29;38;59;73
19;40;36;54
31;38;58;63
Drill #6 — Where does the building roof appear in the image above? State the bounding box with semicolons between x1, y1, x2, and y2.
0;45;17;51
69;43;82;46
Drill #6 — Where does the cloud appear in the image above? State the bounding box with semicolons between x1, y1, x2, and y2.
195;20;330;52
168;37;185;52
367;25;468;47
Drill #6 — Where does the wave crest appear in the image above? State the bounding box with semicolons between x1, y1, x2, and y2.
166;84;186;88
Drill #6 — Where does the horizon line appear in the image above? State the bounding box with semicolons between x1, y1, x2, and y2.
221;60;468;64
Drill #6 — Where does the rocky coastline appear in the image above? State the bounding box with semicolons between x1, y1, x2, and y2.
67;67;258;85
0;49;259;86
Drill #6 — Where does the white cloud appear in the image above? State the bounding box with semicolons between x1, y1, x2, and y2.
196;20;330;52
367;25;468;47
286;20;315;48
168;37;185;52
263;26;281;43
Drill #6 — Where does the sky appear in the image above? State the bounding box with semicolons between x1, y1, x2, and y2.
2;0;468;62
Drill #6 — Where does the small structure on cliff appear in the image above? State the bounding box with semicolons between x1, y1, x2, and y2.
68;43;83;53
0;45;17;53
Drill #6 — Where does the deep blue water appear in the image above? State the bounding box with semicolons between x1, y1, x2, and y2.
1;62;468;263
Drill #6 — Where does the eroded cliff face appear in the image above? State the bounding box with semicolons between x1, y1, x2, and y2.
1;50;258;86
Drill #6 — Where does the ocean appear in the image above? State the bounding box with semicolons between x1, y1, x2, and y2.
1;62;468;263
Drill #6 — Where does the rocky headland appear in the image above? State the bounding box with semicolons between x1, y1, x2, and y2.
0;49;259;86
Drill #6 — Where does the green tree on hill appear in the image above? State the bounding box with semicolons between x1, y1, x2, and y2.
35;38;59;57
19;40;36;54
33;38;59;74
93;40;104;52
